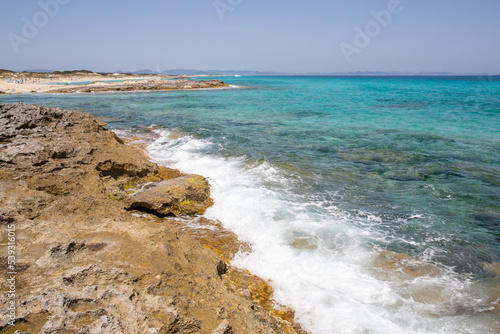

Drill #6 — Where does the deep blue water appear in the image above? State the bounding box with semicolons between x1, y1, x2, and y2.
2;76;499;333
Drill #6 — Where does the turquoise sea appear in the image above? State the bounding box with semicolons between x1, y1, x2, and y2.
2;76;500;333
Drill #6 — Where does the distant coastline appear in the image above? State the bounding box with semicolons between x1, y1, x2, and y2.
3;68;498;78
0;70;227;94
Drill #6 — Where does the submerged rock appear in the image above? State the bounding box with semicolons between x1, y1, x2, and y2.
449;161;500;187
338;147;429;165
475;210;500;232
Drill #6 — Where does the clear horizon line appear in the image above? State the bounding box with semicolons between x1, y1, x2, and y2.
2;68;499;77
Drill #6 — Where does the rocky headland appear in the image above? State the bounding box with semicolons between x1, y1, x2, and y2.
0;103;303;333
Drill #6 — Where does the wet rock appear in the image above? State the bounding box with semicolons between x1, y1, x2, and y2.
286;230;319;250
126;175;213;216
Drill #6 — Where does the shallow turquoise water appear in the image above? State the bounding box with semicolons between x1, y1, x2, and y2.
2;76;500;333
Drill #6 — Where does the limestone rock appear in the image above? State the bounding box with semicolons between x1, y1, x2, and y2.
126;175;213;216
0;103;299;334
213;319;233;334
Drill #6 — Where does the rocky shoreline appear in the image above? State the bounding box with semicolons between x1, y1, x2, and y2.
0;69;227;94
0;103;303;333
46;79;227;94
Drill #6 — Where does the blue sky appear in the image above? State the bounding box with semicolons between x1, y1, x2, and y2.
1;0;499;74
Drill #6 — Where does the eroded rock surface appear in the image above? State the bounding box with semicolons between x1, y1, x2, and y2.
125;175;213;217
0;103;299;333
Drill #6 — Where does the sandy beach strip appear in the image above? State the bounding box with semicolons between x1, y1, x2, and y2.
0;74;175;94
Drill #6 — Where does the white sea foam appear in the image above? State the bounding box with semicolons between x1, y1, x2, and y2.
146;129;498;334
